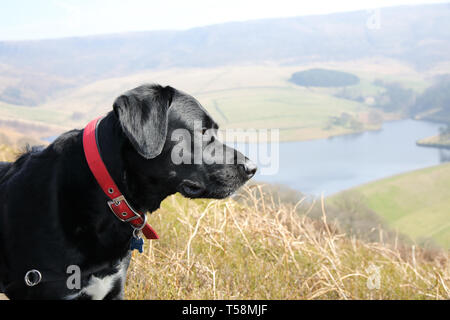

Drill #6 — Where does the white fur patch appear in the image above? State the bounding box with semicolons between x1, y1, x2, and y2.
82;272;117;300
65;259;127;300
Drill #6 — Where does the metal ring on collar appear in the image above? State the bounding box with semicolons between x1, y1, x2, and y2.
133;213;148;232
24;269;42;287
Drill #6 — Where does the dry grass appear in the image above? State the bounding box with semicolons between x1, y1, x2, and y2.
0;144;17;162
125;186;450;300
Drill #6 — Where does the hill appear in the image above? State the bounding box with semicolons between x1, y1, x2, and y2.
2;62;424;142
0;3;449;105
0;4;447;143
334;163;450;248
125;188;449;299
412;74;450;123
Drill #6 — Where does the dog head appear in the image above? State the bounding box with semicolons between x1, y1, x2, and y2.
113;84;257;201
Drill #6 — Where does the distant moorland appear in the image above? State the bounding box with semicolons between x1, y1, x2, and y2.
0;62;439;142
1;3;449;106
0;3;449;143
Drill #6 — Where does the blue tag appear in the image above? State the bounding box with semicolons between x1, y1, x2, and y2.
130;237;144;253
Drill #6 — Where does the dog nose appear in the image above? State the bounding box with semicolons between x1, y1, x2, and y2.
241;160;257;179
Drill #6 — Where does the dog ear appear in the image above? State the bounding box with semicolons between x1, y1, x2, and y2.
113;85;175;159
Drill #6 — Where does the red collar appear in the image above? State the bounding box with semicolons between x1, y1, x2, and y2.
82;117;159;240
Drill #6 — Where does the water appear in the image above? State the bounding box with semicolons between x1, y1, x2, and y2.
237;120;449;196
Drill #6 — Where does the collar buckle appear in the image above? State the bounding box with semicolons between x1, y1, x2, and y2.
107;195;142;223
109;195;125;207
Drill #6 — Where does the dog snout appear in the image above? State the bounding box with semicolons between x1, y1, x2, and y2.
239;159;257;179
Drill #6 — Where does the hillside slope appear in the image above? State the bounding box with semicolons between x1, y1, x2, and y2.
125;188;449;299
0;3;449;105
25;62;420;142
340;163;450;248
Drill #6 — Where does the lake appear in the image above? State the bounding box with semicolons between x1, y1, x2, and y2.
237;120;449;196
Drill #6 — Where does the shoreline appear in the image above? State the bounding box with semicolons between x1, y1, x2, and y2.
416;134;450;150
225;117;423;144
416;141;450;150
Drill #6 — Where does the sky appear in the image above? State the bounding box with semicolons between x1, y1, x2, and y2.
0;0;448;41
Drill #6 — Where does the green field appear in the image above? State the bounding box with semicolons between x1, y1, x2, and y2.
0;61;428;141
0;101;69;125
342;163;450;248
198;86;372;141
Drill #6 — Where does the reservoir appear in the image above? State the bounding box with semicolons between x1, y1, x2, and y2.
237;120;449;196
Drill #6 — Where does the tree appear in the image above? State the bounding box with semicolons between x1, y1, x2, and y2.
289;69;360;87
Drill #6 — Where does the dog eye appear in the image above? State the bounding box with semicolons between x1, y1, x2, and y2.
202;127;208;135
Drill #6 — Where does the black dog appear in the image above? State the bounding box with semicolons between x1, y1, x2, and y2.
0;84;256;299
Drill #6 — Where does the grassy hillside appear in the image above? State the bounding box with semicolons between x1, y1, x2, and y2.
0;101;68;124
198;86;373;141
338;163;450;248
125;187;449;299
3;60;427;142
412;75;450;124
